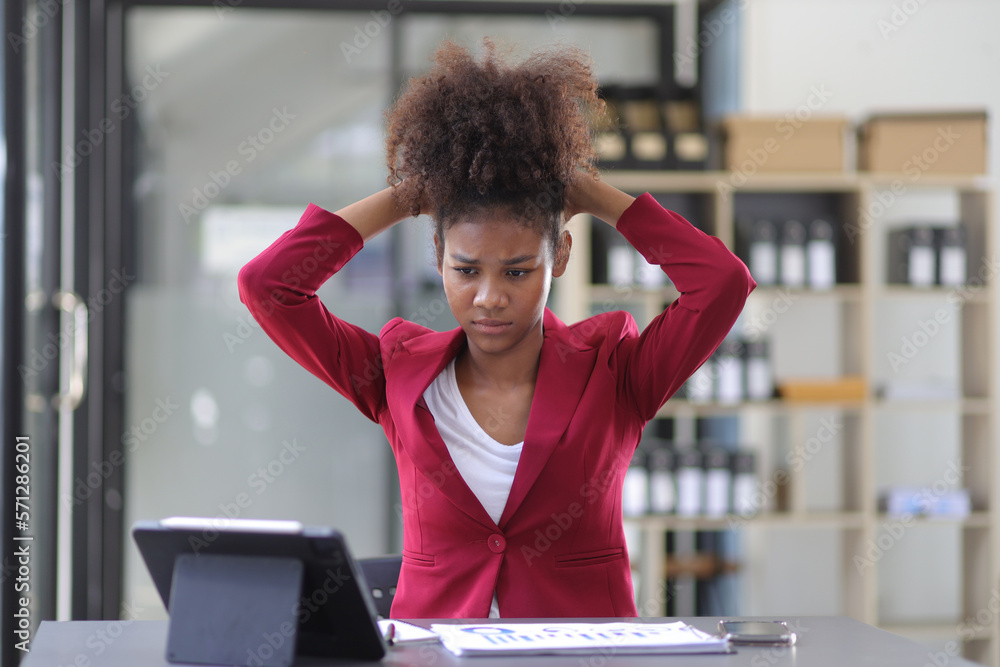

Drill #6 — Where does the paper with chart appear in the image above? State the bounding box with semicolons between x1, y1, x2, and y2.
429;621;730;656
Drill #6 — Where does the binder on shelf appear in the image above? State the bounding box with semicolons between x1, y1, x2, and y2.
715;340;745;404
936;225;967;287
807;218;837;289
623;448;650;517
703;449;732;518
622;97;667;165
664;99;701;134
608;244;637;287
596;86;709;171
632;131;669;164
627;443;763;520
648;447;677;514
593;96;627;166
887;226;936;286
665;100;709;169
779;220;807;288
636;251;668;288
594;131;627;163
743;339;774;401
685;356;715;404
730;451;758;518
590;223;625;285
672;132;710;169
675;449;705;517
743;219;779;286
905;226;936;287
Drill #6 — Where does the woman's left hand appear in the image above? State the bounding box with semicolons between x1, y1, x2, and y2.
562;174;635;227
562;172;595;220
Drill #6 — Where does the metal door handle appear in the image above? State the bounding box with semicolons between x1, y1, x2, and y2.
52;291;88;411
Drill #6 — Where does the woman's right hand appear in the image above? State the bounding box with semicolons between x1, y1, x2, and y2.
335;186;414;242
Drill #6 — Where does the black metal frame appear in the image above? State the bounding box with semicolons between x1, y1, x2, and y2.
75;0;126;623
1;0;71;662
71;0;130;622
115;0;682;96
2;0;28;664
33;0;63;638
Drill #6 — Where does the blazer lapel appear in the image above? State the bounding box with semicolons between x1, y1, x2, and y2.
499;309;598;528
385;326;498;530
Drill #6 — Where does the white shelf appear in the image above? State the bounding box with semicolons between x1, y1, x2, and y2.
874;512;993;529
655;398;867;418
875;286;994;303
750;284;864;301
588;284;680;303
601;169;992;193
625;512;867;531
872;398;993;414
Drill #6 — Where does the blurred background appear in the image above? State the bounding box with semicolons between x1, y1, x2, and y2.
3;1;999;665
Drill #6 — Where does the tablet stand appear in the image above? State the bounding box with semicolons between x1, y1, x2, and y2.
165;553;304;667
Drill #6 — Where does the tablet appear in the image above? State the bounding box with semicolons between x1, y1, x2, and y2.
132;517;386;662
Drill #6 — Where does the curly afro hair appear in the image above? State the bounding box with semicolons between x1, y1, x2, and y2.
384;38;604;254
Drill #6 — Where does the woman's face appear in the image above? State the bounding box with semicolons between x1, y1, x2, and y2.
435;213;569;358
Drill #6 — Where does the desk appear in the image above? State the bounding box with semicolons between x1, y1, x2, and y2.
22;616;980;666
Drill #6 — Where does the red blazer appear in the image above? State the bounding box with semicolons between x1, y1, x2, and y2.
238;193;755;618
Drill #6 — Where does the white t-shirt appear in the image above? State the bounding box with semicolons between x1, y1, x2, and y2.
422;358;523;618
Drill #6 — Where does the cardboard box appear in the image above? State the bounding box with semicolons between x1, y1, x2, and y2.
721;115;849;172
858;111;987;174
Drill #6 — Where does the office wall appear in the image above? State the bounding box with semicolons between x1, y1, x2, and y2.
738;0;999;625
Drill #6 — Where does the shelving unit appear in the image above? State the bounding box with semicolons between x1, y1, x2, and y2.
554;170;998;665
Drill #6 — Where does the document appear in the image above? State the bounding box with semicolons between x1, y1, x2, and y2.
429;621;730;656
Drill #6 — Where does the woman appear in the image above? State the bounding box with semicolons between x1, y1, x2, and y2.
238;39;755;618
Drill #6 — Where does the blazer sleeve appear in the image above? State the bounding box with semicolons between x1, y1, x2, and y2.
237;203;386;422
614;192;756;420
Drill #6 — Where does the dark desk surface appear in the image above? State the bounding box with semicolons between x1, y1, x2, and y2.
22;616;979;666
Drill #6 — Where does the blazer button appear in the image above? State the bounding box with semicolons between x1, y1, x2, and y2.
488;533;506;554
